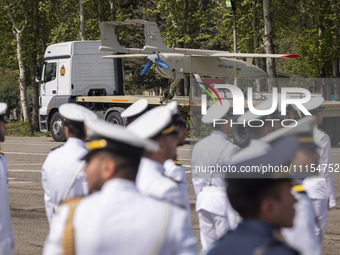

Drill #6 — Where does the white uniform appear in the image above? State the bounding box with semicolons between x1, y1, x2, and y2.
164;159;190;210
303;126;336;240
41;137;88;225
191;130;239;250
43;179;197;255
281;189;321;255
0;154;14;255
136;157;185;208
231;139;271;164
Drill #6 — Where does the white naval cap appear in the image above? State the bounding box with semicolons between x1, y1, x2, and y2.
127;106;178;139
0;103;7;116
238;97;280;122
302;96;324;111
202;99;230;124
84;118;159;157
59;103;97;122
166;101;178;115
260;116;315;144
0;103;8;123
121;98;148;118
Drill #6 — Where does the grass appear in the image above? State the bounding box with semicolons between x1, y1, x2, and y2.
6;121;50;137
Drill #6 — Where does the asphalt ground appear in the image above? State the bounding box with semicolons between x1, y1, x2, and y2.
3;136;340;255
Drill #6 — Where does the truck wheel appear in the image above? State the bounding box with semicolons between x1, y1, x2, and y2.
50;112;66;142
105;111;124;126
231;117;250;148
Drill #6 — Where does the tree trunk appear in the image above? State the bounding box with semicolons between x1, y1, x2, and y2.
31;0;39;130
262;0;277;88
16;32;30;125
98;0;104;22
79;0;87;40
109;0;117;21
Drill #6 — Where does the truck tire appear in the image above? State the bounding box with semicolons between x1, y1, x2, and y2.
231;117;251;148
50;112;66;142
105;111;125;126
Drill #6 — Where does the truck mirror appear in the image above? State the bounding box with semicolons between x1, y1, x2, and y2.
35;62;41;82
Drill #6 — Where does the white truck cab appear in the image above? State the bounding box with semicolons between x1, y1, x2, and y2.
39;41;123;141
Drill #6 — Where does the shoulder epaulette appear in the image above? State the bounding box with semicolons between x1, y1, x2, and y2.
173;160;182;166
292;184;306;194
0;150;4;155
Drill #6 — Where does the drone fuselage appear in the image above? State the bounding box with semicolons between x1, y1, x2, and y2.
154;54;268;79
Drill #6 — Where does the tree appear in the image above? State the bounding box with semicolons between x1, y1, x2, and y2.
5;0;32;133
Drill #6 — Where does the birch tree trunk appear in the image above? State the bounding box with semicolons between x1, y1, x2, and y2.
79;0;87;40
262;0;277;90
6;0;32;133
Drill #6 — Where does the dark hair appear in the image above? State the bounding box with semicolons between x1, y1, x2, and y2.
227;178;290;218
97;150;141;181
64;120;86;139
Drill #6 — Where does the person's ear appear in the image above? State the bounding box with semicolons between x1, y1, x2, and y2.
64;125;70;138
259;197;276;221
101;157;116;181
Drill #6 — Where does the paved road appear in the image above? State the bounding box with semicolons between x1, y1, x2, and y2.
4;136;340;255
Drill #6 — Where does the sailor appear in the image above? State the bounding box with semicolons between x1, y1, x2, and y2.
43;118;197;255
208;133;317;255
0;103;15;255
41;103;97;226
121;98;148;125
301;96;336;241
231;97;280;164
127;106;187;209
261;116;322;255
164;101;190;210
191;99;239;251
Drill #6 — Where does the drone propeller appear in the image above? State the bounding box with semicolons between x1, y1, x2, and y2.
140;53;169;75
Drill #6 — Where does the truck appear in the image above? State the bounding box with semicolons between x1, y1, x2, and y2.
38;40;191;142
38;21;340;146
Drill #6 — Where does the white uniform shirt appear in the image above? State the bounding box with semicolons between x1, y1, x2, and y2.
41;137;88;225
303;126;336;207
231;139;271;164
43;179;197;255
281;191;321;255
136;157;185;208
164;159;190;210
191;130;239;196
0;155;14;255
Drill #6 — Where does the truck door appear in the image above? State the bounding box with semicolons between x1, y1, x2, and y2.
42;61;58;96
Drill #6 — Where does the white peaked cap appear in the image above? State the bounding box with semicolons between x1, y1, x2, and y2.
127;106;175;139
260;116;315;143
166;101;178;115
0;103;8;116
85;118;159;153
238;97;278;122
202;99;230;124
302;96;324;111
59;103;97;122
121;99;148;118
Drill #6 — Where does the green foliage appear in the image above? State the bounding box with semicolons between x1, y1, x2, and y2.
0;70;20;112
6;121;48;137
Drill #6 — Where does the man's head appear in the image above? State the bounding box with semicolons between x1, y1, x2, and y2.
167;101;187;146
302;96;324;125
228;178;296;228
83;119;158;193
0;103;8;142
202;99;232;134
127;106;179;164
59;103;98;141
238;98;281;139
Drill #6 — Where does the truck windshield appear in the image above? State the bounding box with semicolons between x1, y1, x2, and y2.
44;62;57;83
